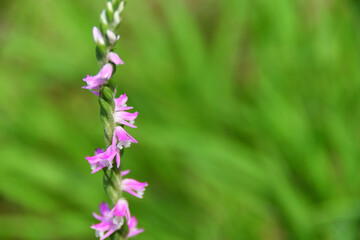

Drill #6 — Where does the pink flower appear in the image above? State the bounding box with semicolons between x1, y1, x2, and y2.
108;52;124;65
85;135;120;174
127;216;144;238
111;198;131;221
91;199;131;240
121;178;148;199
114;93;139;128
82;63;113;95
115;126;137;149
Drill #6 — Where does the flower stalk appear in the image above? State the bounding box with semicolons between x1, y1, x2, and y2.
82;1;147;239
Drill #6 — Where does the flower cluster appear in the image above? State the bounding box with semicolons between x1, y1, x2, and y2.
85;123;137;174
90;170;146;240
85;93;147;239
82;1;147;239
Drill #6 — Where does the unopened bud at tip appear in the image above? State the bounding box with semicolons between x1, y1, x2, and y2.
106;1;114;12
117;1;125;13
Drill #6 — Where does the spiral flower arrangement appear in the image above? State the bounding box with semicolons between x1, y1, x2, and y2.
82;1;147;239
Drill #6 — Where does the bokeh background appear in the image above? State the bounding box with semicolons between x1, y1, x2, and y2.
1;0;360;239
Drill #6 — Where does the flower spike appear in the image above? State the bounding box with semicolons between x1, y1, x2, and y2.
84;1;147;239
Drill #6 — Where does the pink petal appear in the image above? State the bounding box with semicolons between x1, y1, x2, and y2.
121;169;130;176
91;222;112;232
128;228;144;238
91;90;100;96
116;152;120;168
114;93;128;107
91;165;104;174
117;106;133;111
93;212;103;221
117;119;137;128
115;126;137;143
100;227;118;240
112;199;130;221
127;217;138;229
99;63;113;79
108;52;124;65
95;148;104;154
99;202;110;215
123;188;143;199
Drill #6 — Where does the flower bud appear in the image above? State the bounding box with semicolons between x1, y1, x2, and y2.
112;0;122;10
117;1;125;13
106;30;120;45
108;52;124;65
92;26;105;45
100;9;108;25
106;1;113;12
113;10;122;26
106;1;114;23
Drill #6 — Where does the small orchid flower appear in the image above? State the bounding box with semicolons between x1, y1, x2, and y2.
115;126;137;149
121;178;148;199
100;10;108;25
110;198;131;221
83;63;113;95
127;216;144;238
91;199;130;240
114;94;139;128
108;52;124;65
85;135;120;174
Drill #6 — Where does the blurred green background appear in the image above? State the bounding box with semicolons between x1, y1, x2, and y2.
1;0;360;239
